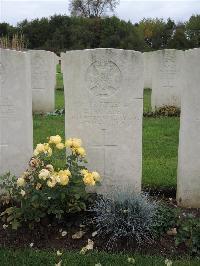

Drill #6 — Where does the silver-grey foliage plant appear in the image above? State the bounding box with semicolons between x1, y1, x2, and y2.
91;187;157;246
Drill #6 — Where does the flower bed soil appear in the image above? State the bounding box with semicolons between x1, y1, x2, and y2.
0;191;199;257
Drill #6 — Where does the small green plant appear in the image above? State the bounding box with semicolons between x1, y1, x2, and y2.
152;204;178;237
175;214;200;255
0;136;101;229
90;189;157;247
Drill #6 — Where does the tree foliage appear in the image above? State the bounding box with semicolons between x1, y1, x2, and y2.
0;14;199;54
69;0;119;17
186;15;200;48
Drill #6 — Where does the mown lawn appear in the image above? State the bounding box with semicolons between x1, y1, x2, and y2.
34;89;180;188
0;249;198;266
56;64;64;90
143;88;152;112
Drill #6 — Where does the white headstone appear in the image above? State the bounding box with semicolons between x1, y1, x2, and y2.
29;50;56;113
62;48;144;192
177;48;200;208
143;51;154;89
0;48;33;177
151;49;184;110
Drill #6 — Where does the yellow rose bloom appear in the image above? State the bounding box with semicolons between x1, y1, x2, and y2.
51;173;60;183
59;175;69;186
56;143;65;150
33;149;39;157
65;169;71;177
46;164;54;172
47;147;52;156
35;143;45;153
80;169;88;176
39;169;50;180
92;171;101;182
49;135;62;145
65;138;82;148
58;169;71;185
17;177;25;187
43;143;50;151
58;169;71;177
47;179;56;188
83;173;96;186
72;138;82;148
76;147;86;157
65;138;73;148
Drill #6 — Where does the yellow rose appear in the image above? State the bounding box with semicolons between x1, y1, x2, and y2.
47;180;55;188
56;143;65;150
49;135;62;145
47;147;52;156
50;173;60;183
17;177;25;187
59;175;69;186
83;173;96;186
35;143;45;153
72;138;82;148
80;169;88;176
58;169;71;185
76;147;86;157
43;143;50;151
92;171;101;182
65;138;73;148
58;169;71;177
65;169;71;177
46;164;54;172
39;169;50;180
33;149;39;157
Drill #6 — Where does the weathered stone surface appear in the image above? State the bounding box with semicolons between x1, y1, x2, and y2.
62;48;143;192
54;54;60;88
177;48;200;208
143;51;154;89
29;50;56;113
151;49;184;110
0;48;33;177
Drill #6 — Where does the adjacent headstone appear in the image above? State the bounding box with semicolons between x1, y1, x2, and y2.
177;48;200;208
62;48;144;192
29;50;56;113
151;49;184;110
54;54;60;88
0;48;33;177
143;51;154;89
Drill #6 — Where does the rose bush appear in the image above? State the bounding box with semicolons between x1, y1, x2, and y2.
0;136;101;229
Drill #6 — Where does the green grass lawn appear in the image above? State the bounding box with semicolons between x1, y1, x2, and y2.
34;89;180;188
55;90;65;109
0;249;198;266
56;64;64;90
143;88;152;112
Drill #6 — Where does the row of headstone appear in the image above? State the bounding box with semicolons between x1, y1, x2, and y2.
0;48;33;176
177;48;200;208
0;48;58;177
29;50;58;113
143;49;185;110
0;48;199;208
